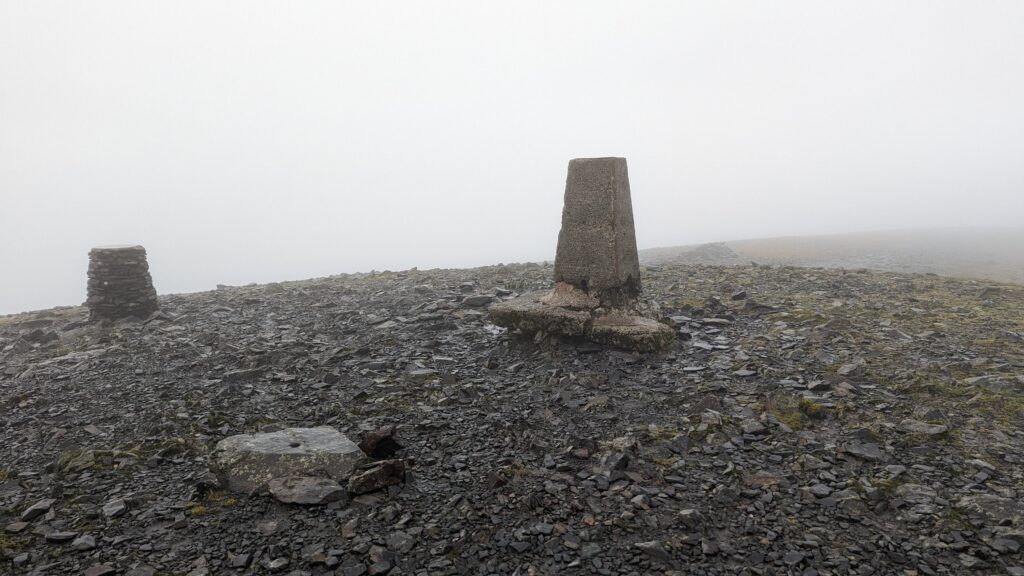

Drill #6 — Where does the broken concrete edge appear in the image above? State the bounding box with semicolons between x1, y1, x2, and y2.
489;290;675;353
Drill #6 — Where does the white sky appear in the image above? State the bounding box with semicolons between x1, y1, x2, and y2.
2;1;1023;314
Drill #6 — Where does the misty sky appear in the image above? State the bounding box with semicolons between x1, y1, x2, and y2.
2;1;1023;314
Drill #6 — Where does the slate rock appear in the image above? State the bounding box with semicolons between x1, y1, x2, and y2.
85;565;117;576
899;419;948;436
461;294;494;307
358;426;403;458
103;498;127;518
844;442;884;462
21;498;55;521
348;459;406;494
269;476;346;505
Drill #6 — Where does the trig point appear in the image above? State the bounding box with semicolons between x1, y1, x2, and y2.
86;245;159;321
554;157;641;307
491;157;673;352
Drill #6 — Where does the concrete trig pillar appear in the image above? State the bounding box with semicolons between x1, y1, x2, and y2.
554;157;641;307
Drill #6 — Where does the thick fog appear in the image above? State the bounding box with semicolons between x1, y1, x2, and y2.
2;1;1023;315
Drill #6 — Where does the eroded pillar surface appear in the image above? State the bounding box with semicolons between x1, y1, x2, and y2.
554;157;640;307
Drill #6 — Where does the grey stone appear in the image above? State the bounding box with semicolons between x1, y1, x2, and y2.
347;459;406;494
808;484;832;497
461;294;493;307
102;498;127;518
899;419;948;436
386;530;415;553
269;476;346;505
72;534;97;550
956;494;1022;526
45;531;78;542
844;441;884;462
21;498;55;521
894;483;937;504
210;427;366;493
405;368;439;383
634;540;672;565
555;157;640;307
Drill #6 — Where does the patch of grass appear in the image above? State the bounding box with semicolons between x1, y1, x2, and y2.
687;427;710;442
0;532;19;551
798;397;827;420
766;393;806;430
187;489;236;515
0;468;9;482
873;476;904;497
644;424;679;442
937;506;973;531
832;401;852;418
510;464;536;480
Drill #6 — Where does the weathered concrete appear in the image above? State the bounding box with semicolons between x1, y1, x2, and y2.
210;427;366;493
489;290;592;337
589;314;675;353
490;157;673;352
554;157;640;307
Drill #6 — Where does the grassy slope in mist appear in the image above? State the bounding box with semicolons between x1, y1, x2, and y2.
641;227;1024;285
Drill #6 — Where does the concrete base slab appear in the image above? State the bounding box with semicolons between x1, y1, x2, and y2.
489;291;590;337
490;289;673;352
590;314;675;352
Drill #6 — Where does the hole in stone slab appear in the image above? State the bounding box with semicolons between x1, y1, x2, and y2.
289;442;301;448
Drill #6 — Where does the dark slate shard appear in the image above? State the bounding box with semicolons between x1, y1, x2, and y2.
358;426;403;458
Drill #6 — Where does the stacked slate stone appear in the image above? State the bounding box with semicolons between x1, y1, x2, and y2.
86;245;159;321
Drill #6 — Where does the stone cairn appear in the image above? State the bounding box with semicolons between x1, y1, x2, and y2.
490;157;674;352
86;245;159;321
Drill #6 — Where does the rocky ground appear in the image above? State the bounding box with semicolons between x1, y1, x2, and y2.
2;262;1023;576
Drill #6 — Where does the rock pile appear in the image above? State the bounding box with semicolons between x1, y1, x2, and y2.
491;157;674;351
86;245;159;321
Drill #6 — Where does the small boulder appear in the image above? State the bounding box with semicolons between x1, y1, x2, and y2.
210;427;366;493
21;498;55;521
899;419;948;436
348;460;406;494
461;294;494;307
358;426;403;458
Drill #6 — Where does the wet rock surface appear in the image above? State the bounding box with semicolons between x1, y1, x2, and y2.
210;427;366;493
1;262;1024;574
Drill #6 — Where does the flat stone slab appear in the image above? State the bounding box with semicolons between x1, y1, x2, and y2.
490;290;673;352
210;427;366;493
489;291;591;337
590;314;675;353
